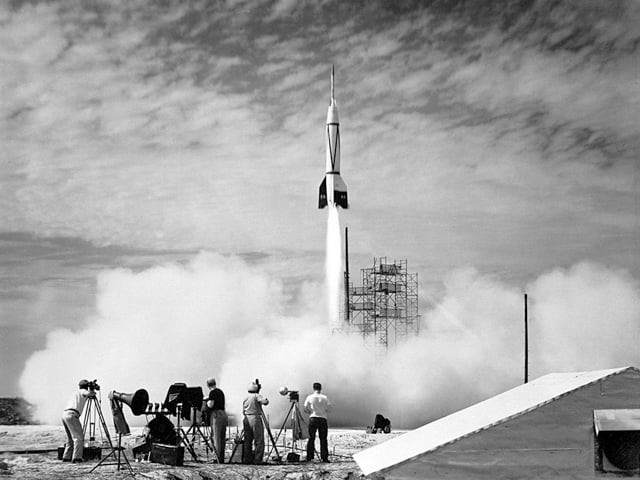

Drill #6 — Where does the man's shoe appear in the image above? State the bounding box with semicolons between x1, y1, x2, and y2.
322;459;331;463
72;459;84;464
62;458;71;462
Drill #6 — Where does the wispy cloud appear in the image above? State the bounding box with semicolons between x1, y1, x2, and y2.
2;1;637;250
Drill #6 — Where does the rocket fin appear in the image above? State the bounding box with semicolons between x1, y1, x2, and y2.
333;174;348;209
318;177;328;209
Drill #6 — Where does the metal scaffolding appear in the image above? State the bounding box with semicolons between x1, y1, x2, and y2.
344;257;420;350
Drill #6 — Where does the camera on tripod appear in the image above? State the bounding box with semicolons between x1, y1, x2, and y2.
279;386;299;402
87;379;100;391
163;383;204;420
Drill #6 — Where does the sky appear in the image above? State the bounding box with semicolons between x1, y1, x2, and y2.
1;0;639;427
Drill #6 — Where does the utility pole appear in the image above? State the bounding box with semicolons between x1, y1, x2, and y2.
524;293;529;384
344;227;350;323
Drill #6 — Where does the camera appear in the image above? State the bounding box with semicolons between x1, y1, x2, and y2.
163;383;204;420
88;379;100;391
279;386;299;402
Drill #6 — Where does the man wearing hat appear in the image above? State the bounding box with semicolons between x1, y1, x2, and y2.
61;379;96;463
242;380;269;464
204;377;227;463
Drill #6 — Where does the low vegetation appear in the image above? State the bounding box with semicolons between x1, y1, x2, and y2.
0;398;35;425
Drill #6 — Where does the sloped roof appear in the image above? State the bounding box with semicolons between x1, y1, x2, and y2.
354;366;636;476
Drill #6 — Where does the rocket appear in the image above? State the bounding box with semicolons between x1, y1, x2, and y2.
318;66;348;209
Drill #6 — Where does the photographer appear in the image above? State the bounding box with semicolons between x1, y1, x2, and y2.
242;379;269;465
204;377;227;463
61;379;97;463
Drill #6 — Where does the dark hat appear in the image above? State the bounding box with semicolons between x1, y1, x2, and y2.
78;379;90;389
248;381;260;393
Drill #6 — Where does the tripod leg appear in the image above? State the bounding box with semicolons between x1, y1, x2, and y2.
275;403;295;445
82;399;94;441
178;428;200;463
90;447;116;472
267;402;295;460
229;429;244;463
116;433;136;475
262;411;281;463
92;397;114;446
88;398;135;477
195;425;219;463
117;434;122;471
82;402;90;438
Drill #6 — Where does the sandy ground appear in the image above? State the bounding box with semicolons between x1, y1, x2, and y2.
0;425;400;479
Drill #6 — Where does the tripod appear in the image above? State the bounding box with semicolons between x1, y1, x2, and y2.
175;404;220;463
230;410;281;464
82;393;104;447
85;396;136;477
268;398;308;461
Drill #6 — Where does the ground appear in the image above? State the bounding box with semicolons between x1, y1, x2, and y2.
0;425;399;479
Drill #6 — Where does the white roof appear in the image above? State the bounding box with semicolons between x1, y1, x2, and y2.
354;366;633;475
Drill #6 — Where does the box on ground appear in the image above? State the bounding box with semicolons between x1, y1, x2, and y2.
150;443;184;466
57;445;102;461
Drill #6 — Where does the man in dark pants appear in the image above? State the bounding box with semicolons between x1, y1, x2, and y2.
303;382;332;463
205;377;227;463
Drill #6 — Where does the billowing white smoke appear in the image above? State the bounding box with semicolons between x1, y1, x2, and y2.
528;262;640;373
20;255;640;429
325;204;342;332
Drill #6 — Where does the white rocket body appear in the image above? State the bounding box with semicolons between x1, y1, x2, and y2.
319;67;348;209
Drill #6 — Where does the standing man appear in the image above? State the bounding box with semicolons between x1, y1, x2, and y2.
61;379;96;463
205;377;227;463
304;382;332;463
242;379;269;465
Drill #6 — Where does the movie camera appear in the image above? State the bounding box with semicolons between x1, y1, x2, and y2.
87;379;100;391
279;386;299;402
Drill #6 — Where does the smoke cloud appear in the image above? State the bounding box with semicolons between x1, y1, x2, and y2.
528;262;640;373
19;254;640;429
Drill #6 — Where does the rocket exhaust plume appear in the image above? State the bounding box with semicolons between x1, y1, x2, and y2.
326;204;342;331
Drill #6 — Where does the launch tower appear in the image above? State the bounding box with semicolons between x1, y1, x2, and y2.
345;257;420;350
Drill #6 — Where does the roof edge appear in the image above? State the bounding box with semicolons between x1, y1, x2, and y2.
365;366;638;476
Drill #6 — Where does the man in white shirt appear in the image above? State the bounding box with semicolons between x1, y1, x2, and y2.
303;382;332;463
61;379;96;463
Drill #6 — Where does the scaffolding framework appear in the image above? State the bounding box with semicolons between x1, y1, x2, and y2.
344;257;420;350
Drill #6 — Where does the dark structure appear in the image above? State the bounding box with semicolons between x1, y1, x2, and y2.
344;257;420;350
